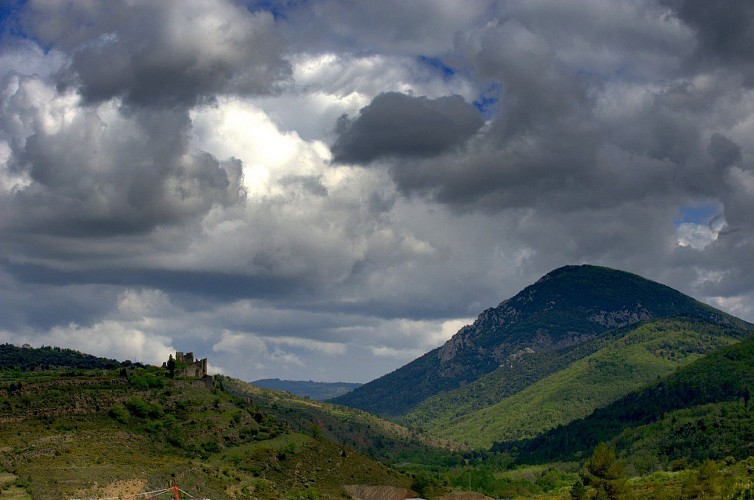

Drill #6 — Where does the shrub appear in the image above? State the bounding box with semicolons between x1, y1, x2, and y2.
125;397;162;419
108;404;130;424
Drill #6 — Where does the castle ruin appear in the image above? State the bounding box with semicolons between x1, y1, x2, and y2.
175;351;208;378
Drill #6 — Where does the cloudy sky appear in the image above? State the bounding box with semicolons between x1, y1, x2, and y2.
1;0;753;383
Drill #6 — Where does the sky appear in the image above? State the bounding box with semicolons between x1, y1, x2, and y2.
1;0;753;383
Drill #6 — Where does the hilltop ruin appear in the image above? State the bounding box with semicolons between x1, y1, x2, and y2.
174;351;208;378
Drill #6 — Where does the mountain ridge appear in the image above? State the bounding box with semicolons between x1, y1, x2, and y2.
251;378;361;401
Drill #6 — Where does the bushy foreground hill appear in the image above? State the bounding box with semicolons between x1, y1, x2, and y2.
0;363;413;499
332;265;748;418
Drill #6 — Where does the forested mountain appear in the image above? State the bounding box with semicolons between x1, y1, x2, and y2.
499;334;754;470
332;265;749;417
251;378;361;401
407;317;748;447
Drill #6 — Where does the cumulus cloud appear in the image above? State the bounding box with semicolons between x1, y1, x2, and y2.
285;0;493;56
22;0;291;107
0;77;243;243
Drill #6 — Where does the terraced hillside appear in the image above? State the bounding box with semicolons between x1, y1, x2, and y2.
0;361;411;499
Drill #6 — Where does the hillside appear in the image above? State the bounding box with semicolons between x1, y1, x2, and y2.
413;317;748;448
220;376;457;462
332;265;747;417
0;358;413;498
251;378;361;401
498;334;754;469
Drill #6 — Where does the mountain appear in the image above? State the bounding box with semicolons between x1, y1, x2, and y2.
251;378;361;401
332;265;748;417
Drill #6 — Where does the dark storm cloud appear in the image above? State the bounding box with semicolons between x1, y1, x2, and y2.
331;92;484;165
22;0;291;107
352;15;743;220
0;268;121;331
660;0;754;83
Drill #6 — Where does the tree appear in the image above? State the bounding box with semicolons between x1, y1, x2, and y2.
682;460;722;498
167;354;176;378
570;477;588;500
581;442;628;499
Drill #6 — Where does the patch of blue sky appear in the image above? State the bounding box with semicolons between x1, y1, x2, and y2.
417;55;456;79
473;82;501;118
675;200;722;226
243;0;306;21
0;0;26;36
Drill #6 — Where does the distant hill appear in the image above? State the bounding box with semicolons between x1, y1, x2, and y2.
251;378;361;401
332;265;749;417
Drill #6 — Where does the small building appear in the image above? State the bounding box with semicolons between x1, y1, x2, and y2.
175;351;208;378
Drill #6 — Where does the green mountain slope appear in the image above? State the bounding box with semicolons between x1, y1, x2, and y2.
402;333;615;431
333;265;746;417
0;356;412;498
499;334;754;468
425;317;747;448
251;378;362;401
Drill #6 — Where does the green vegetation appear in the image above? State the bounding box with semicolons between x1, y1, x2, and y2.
219;376;455;464
579;443;627;499
497;334;754;470
430;318;742;447
0;361;409;498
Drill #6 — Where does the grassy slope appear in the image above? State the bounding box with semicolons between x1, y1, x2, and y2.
0;366;410;499
402;333;613;430
432;318;744;448
505;334;754;468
